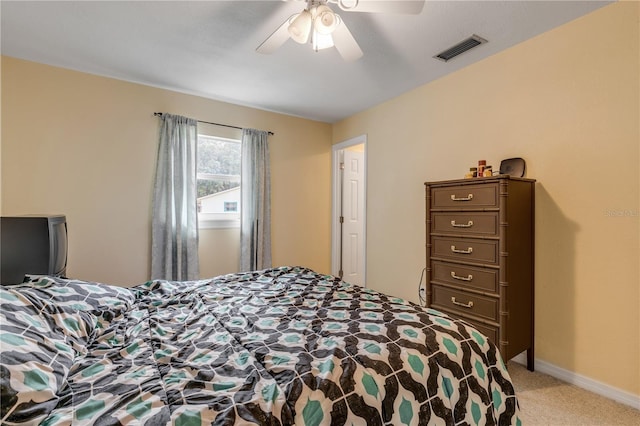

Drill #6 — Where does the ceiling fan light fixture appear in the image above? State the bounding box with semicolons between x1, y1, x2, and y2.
259;0;427;61
314;5;338;35
312;31;334;51
288;10;312;44
336;0;359;11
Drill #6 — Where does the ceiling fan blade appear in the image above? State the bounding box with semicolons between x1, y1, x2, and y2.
336;0;425;15
256;16;292;54
332;21;363;61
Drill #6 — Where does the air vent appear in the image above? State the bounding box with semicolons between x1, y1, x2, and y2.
434;35;487;62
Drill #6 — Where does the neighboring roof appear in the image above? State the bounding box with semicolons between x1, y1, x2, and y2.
197;186;240;202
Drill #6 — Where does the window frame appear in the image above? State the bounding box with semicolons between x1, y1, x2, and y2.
196;134;241;229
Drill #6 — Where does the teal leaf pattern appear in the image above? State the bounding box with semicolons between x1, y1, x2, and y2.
442;377;454;399
76;399;105;420
443;337;458;355
126;397;151;419
164;371;187;385
361;373;379;398
0;291;18;301
403;329;418;339
475;360;486;380
365;324;380;333
271;355;290;365
213;382;235;391
472;330;485;346
175;410;202;426
262;383;280;404
81;363;105;378
408;354;425;375
23;370;50;391
126;342;140;355
471;401;482;425
363;342;381;354
40;413;63;426
492;389;503;410
1;333;26;346
302;398;324;426
399;397;413;425
62;317;80;332
318;359;334;374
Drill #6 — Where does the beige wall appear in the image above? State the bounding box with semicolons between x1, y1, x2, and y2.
1;57;332;285
333;2;639;396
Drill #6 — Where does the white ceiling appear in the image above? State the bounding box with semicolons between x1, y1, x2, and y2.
1;0;613;123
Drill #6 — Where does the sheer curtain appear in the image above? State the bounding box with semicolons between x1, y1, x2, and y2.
240;128;271;271
151;114;200;280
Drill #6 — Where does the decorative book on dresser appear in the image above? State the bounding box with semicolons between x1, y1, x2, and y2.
425;175;535;371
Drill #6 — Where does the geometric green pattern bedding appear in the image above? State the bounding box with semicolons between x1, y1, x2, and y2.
0;266;521;425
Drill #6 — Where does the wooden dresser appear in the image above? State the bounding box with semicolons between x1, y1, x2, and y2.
425;175;535;370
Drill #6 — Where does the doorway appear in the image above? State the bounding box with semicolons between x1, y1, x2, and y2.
332;135;366;286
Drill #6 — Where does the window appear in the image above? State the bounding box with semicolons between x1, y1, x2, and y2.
224;201;238;212
197;135;241;228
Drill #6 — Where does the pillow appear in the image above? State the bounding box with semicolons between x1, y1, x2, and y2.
0;287;76;425
0;277;136;424
22;276;136;340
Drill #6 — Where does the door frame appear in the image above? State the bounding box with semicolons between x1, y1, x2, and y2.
331;134;367;284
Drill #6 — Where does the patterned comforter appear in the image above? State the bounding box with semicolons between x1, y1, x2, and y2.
1;266;520;425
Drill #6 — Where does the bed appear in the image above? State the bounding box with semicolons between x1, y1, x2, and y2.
1;266;521;425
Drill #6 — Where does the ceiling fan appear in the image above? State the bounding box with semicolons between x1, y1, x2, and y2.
256;0;426;61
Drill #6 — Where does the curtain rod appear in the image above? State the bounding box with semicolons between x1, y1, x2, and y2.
153;112;274;136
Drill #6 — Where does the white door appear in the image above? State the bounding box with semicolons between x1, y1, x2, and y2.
337;144;366;286
332;136;367;286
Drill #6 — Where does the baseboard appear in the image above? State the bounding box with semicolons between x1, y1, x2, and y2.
511;353;640;410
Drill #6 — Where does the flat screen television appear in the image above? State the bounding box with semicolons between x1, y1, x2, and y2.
1;215;68;284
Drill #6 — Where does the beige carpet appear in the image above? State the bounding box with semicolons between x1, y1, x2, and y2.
507;362;640;425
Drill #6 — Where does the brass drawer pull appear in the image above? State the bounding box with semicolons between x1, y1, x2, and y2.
451;245;473;254
451;297;474;308
450;194;473;201
451;220;473;228
451;271;473;281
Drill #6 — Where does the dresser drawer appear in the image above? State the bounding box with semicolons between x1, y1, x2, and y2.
432;285;499;322
431;183;499;209
432;261;498;293
431;212;499;237
431;236;499;266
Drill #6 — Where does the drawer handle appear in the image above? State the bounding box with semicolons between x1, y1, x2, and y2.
451;220;473;228
451;297;474;308
451;245;473;254
451;271;473;281
451;194;473;201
